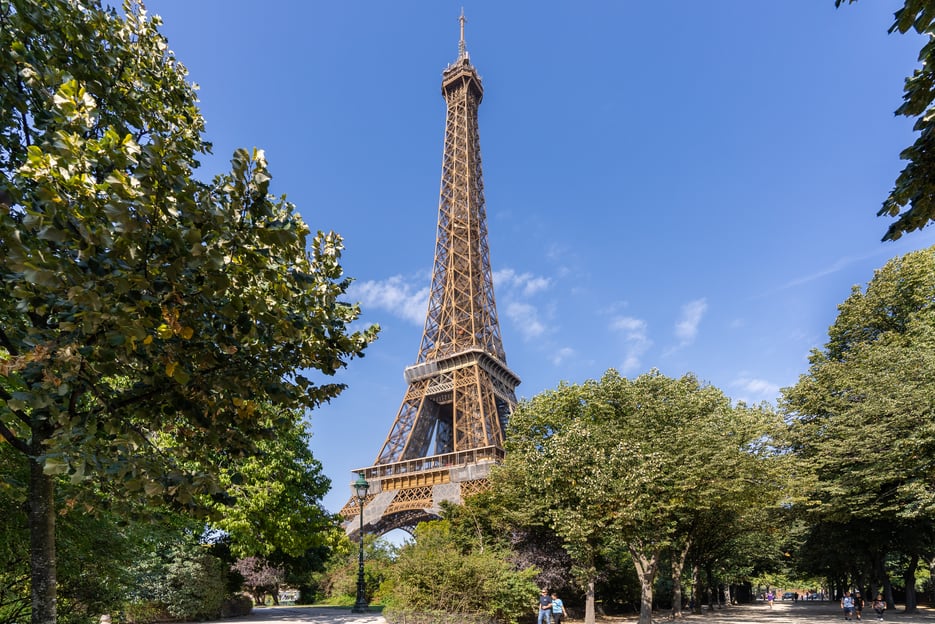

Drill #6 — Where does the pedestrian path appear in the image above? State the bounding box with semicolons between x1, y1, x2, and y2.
678;601;935;624
213;605;385;624
209;601;935;624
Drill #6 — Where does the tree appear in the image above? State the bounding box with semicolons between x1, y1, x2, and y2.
231;557;284;606
383;519;538;624
0;2;377;623
209;412;335;560
497;370;779;624
782;245;935;610
837;0;935;240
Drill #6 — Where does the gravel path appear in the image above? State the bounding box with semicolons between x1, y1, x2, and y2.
210;601;935;624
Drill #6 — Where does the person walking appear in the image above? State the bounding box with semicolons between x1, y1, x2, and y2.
854;592;864;621
766;591;774;609
550;593;566;624
872;595;886;621
842;591;855;620
537;589;552;624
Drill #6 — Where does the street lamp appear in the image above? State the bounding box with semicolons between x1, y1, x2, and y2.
351;473;370;613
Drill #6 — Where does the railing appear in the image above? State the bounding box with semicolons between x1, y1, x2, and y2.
355;446;503;482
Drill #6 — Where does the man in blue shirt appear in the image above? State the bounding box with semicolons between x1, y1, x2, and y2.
538;589;552;624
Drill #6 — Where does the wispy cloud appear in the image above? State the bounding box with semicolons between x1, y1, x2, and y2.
494;268;552;296
551;346;575;366
674;298;708;346
730;375;781;404
505;302;546;340
349;275;429;325
610;316;652;374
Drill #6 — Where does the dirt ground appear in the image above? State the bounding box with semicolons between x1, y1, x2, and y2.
211;601;935;624
596;600;935;624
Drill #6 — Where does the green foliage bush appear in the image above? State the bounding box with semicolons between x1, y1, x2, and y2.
382;520;537;623
159;547;227;620
220;594;254;618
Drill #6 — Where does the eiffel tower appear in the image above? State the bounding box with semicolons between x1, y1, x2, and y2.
341;13;520;537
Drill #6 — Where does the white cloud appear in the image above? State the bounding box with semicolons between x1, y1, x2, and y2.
505;302;546;340
349;275;429;325
730;376;781;404
493;268;552;296
610;316;652;374
551;347;575;366
674;298;707;346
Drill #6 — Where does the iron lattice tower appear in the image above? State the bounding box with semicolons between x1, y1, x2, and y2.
341;14;520;537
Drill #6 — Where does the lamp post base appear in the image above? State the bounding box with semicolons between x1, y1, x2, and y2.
351;601;369;614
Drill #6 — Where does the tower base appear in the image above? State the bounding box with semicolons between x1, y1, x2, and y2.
340;446;501;538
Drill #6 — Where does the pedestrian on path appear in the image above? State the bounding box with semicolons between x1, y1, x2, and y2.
842;591;855;620
873;594;886;621
766;591;774;609
854;592;864;621
537;589;552;624
550;593;566;624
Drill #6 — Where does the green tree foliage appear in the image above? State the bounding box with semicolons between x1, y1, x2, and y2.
0;2;376;622
315;532;397;606
129;537;228;622
382;520;538;624
837;0;935;240
498;370;780;624
209;413;335;559
0;440;164;624
782;245;935;609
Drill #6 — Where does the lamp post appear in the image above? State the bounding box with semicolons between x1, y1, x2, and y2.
351;473;370;613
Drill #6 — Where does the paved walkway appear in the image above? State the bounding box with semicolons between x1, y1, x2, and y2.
212;606;385;624
212;601;935;624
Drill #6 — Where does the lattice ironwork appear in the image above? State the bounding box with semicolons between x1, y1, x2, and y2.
342;13;519;538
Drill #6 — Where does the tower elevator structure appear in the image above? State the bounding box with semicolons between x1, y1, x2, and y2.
341;14;520;537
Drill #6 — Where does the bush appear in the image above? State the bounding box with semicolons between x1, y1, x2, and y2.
383;521;538;624
158;547;227;620
220;594;254;618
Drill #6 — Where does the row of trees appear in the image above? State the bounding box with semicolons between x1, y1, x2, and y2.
355;245;935;624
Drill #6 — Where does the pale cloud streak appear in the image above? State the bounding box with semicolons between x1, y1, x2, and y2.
730;375;781;404
349;275;429;325
551;347;575;366
505;302;546;340
675;298;708;346
610;316;652;374
494;268;552;296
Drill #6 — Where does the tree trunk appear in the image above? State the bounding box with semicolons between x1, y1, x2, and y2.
671;540;691;618
705;565;715;610
584;577;596;624
904;552;919;613
883;568;894;609
29;454;56;624
629;546;659;624
691;564;701;614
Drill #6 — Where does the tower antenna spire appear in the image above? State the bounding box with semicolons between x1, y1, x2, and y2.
458;8;467;59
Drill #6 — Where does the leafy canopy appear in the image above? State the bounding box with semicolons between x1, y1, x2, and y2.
0;0;377;507
837;0;935;239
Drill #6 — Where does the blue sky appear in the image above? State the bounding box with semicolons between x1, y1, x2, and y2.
146;1;935;516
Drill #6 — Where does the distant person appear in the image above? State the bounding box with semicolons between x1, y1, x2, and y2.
551;592;566;624
537;589;552;624
842;591;855;620
854;592;864;620
872;594;885;621
766;591;774;608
